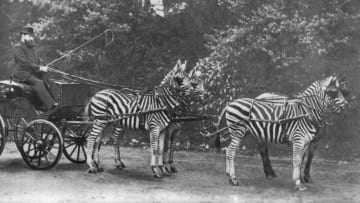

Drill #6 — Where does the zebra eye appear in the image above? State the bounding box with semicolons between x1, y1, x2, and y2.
174;77;183;86
191;82;197;89
326;90;338;99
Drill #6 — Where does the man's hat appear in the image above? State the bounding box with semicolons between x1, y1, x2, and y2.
20;26;34;35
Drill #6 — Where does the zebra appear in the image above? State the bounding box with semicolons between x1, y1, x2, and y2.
106;61;206;175
105;63;206;175
254;89;349;184
162;67;206;173
84;59;198;177
213;75;349;190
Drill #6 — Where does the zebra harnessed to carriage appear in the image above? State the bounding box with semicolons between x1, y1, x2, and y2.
84;60;205;177
212;75;349;190
162;67;206;173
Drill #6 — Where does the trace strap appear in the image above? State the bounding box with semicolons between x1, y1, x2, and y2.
48;67;130;89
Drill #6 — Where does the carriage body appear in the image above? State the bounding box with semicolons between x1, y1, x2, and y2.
0;79;94;169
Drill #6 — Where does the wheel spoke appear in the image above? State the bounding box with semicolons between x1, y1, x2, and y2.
77;144;81;161
82;127;90;137
65;142;76;149
67;129;77;138
81;145;86;158
47;151;56;160
29;148;38;163
43;128;52;141
69;144;78;157
26;142;33;154
37;156;41;167
24;131;37;142
64;137;75;142
44;155;50;164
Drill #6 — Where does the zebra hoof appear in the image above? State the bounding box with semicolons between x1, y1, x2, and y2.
170;165;178;173
295;184;307;191
301;176;313;183
153;173;163;178
265;172;277;179
163;166;172;175
88;168;97;174
115;162;126;169
159;166;170;176
151;166;162;178
229;178;239;186
97;167;104;172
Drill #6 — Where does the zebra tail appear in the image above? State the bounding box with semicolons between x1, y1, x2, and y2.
83;101;91;121
212;106;227;150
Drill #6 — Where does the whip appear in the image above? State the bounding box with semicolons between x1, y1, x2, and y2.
46;29;114;67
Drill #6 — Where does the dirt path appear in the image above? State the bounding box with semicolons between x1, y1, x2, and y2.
0;142;359;202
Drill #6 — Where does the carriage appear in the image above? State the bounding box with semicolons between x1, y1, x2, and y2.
0;78;94;169
0;76;204;170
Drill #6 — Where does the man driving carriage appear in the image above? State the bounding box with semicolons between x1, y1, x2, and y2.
11;26;58;112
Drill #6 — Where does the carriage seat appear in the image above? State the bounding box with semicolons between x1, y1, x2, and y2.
0;79;32;99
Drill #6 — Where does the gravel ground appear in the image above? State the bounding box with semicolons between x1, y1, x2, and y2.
0;142;359;203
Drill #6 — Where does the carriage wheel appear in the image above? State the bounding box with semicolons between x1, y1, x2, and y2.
0;114;6;157
63;125;89;164
19;119;63;170
14;118;28;152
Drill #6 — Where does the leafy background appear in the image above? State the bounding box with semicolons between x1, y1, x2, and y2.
0;0;359;161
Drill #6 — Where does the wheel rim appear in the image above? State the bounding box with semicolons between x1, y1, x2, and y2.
63;125;89;164
20;119;63;170
0;114;6;156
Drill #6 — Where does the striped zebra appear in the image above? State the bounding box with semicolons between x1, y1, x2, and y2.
162;67;206;173
104;63;207;175
213;75;349;190
84;60;197;177
255;89;349;183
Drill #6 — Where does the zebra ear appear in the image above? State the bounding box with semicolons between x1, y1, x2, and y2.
174;59;181;72
189;68;195;77
323;76;333;88
179;60;187;72
177;59;181;65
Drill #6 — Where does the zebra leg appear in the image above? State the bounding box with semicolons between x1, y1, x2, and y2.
168;125;180;173
227;126;245;186
162;126;172;174
158;130;170;176
163;123;180;173
86;122;106;173
257;142;277;179
150;127;162;178
94;135;104;172
292;141;308;191
113;127;126;169
301;142;317;183
227;137;241;186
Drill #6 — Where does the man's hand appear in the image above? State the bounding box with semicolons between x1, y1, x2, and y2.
39;66;49;72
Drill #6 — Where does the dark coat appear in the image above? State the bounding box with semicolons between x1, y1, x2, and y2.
12;42;40;81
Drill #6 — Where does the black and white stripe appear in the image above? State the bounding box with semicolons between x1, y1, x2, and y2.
84;60;193;177
162;67;206;173
214;75;348;190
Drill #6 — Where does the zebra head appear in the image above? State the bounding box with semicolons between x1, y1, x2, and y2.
188;66;206;102
160;59;193;97
321;74;349;113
